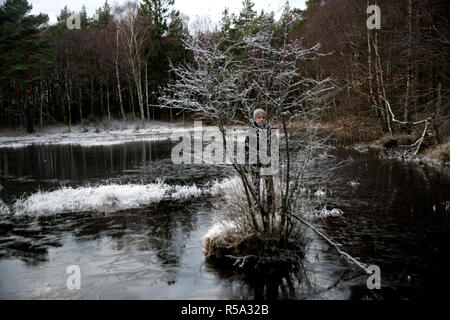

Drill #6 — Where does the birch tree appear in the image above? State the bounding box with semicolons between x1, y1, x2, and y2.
116;24;126;121
116;1;149;121
110;12;126;121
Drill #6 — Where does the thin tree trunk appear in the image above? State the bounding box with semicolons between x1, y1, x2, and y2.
134;68;145;122
107;80;111;128
168;70;173;121
116;27;126;120
90;74;94;118
404;0;412;123
61;85;67;125
433;82;441;143
128;23;144;122
50;81;56;121
78;84;83;123
130;62;144;121
372;30;392;134
145;62;150;120
129;81;135;119
100;79;104;117
65;67;71;128
40;81;43;126
45;79;49;119
24;47;35;133
8;98;12;127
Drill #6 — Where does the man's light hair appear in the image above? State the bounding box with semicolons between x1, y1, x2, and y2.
253;108;266;120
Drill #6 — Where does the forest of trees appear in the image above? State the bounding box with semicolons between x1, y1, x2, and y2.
0;0;448;142
0;0;189;132
298;0;449;143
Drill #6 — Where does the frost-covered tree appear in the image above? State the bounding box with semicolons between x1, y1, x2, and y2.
159;18;335;268
243;17;336;235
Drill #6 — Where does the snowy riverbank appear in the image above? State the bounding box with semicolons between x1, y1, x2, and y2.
0;120;252;149
0;120;198;148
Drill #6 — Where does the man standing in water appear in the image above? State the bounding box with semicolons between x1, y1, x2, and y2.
245;108;274;233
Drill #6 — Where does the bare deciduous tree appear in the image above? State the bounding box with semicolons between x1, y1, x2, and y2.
159;24;335;265
116;1;149;121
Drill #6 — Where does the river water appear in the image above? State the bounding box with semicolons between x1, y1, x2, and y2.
0;138;448;299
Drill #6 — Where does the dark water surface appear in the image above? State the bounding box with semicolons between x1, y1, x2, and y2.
0;139;448;299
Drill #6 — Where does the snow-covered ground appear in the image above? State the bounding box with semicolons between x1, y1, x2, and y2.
0;120;217;148
0;120;251;149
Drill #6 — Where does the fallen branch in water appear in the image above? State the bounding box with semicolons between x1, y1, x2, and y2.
411;120;429;158
290;213;368;273
381;96;431;159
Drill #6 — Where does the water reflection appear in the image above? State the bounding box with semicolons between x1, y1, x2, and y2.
0;198;200;265
313;147;450;300
0;139;449;299
0;140;231;205
0;141;173;181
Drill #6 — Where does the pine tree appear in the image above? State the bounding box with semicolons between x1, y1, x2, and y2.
219;0;274;61
93;1;112;28
0;0;51;133
141;0;172;40
140;0;188;119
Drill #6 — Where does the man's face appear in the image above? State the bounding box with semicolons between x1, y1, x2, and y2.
255;113;266;126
